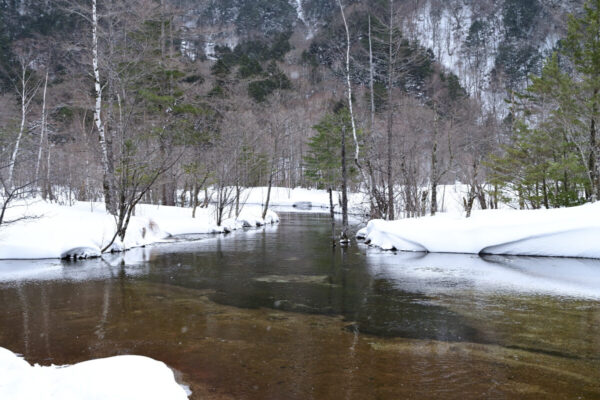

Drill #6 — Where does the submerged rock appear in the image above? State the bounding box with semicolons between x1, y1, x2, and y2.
356;228;367;240
254;274;336;286
60;247;101;260
292;201;312;210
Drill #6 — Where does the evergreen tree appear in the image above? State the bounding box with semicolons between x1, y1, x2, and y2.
563;0;600;199
490;1;600;206
304;107;358;190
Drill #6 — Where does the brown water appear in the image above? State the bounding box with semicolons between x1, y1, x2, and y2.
0;213;599;399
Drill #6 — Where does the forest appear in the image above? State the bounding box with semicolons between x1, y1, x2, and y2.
0;0;598;239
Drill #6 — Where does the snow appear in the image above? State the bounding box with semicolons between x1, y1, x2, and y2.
203;34;238;61
0;199;278;260
361;202;600;259
365;252;600;299
290;0;314;39
0;347;189;399
219;186;369;215
404;1;504;111
195;184;495;219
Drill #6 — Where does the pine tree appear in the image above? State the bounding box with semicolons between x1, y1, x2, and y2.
563;0;600;199
490;1;600;206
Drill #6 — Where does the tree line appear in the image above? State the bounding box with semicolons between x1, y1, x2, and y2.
0;0;596;243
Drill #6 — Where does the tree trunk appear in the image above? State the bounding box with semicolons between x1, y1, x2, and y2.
235;184;241;218
44;145;53;201
35;71;49;191
542;177;549;209
386;0;395;220
192;182;200;218
216;187;224;226
590;92;599;201
477;186;487;210
465;185;477;218
263;132;279;220
263;173;273;220
431;106;438;216
328;187;336;247
337;0;360;168
341;125;349;243
93;0;117;215
203;187;210;208
367;15;379;218
7;64;29;192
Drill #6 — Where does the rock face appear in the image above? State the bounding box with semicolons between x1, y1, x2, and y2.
1;0;582;85
401;0;582;98
0;0;585;112
184;0;580;76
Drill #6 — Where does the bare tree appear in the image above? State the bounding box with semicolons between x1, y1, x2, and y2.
336;0;356;241
0;162;36;228
34;71;49;189
92;0;117;214
6;54;39;192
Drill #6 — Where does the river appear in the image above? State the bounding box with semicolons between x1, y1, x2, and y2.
0;212;599;399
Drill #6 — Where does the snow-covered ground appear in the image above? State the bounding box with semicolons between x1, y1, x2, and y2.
211;184;485;216
207;186;369;215
359;202;600;259
0;183;510;260
0;199;278;260
0;347;190;399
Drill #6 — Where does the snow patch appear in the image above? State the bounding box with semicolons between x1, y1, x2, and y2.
0;200;278;260
0;347;189;399
290;0;314;39
362;202;600;259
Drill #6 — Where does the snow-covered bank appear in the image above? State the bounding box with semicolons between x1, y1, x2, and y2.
224;184;505;217
0;200;278;260
210;187;369;215
0;347;189;399
360;202;600;259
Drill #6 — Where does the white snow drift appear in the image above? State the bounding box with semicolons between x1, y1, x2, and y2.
0;347;189;399
360;202;600;259
223;186;368;214
0;200;278;260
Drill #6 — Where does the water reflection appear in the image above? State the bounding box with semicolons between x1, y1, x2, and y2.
0;248;152;283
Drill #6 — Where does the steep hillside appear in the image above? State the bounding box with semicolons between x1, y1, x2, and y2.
0;0;584;94
181;0;583;96
402;0;584;102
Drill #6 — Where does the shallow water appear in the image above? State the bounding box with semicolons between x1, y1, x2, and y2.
0;212;599;399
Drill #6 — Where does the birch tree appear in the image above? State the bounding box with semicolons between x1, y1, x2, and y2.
336;0;356;241
6;55;38;192
34;71;49;189
92;0;117;215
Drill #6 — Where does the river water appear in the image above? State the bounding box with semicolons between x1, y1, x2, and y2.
0;212;599;399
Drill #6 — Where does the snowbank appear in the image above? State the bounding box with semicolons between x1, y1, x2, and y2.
0;200;278;260
0;347;189;399
217;183;504;217
207;187;370;215
134;203;279;235
361;202;600;258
